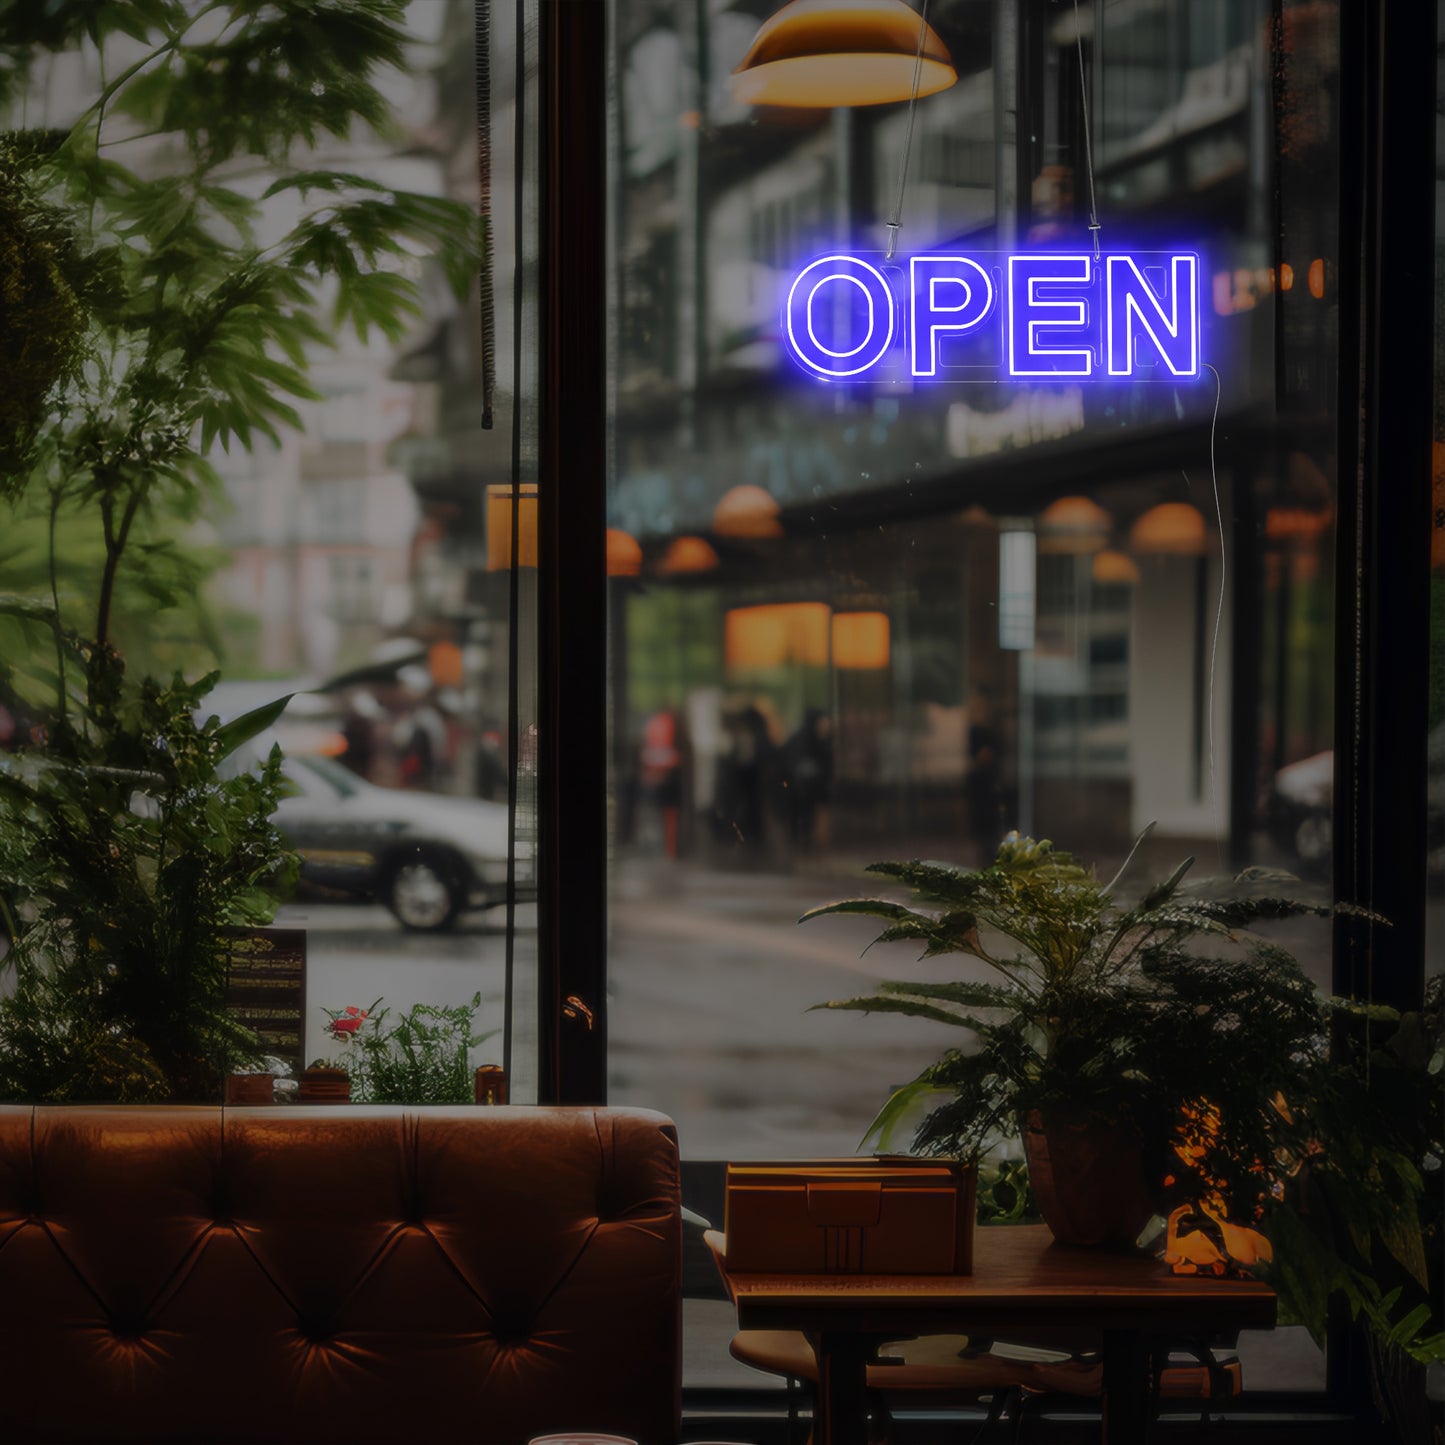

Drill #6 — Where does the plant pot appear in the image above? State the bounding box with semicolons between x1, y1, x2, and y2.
1022;1107;1157;1249
298;1067;351;1104
225;1072;275;1105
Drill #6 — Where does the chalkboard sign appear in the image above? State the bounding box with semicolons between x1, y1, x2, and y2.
224;928;307;1080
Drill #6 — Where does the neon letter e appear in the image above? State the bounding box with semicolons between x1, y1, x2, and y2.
1007;254;1095;378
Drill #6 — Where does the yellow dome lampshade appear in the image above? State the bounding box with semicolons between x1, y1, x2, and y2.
1128;502;1208;557
657;535;720;575
732;0;957;109
713;483;784;538
1038;495;1112;555
1091;548;1141;585
605;528;642;577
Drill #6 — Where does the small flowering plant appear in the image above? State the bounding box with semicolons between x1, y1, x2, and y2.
323;1000;380;1044
314;993;492;1103
308;998;382;1074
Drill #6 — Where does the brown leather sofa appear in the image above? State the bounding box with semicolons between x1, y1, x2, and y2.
0;1104;681;1445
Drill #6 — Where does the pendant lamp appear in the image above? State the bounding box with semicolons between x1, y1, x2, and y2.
732;0;957;109
1128;502;1207;557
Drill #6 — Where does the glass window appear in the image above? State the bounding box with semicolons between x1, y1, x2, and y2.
0;0;538;1107
607;0;1342;1394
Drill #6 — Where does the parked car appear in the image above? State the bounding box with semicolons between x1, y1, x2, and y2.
272;751;534;931
1264;749;1333;878
1265;725;1445;887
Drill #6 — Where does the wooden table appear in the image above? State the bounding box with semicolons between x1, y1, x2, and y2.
709;1224;1275;1445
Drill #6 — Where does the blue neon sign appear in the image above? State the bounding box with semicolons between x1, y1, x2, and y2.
782;249;1201;383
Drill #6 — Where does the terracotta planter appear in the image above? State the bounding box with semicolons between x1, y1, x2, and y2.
1022;1107;1157;1249
225;1072;275;1105
298;1067;351;1104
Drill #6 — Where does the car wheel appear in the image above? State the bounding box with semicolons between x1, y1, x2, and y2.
383;852;466;932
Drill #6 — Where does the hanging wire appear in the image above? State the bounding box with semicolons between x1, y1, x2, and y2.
1072;0;1102;258
884;0;931;260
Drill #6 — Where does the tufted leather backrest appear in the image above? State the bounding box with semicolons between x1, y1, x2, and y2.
0;1105;681;1445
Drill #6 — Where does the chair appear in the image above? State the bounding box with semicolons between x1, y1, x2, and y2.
704;1229;1242;1444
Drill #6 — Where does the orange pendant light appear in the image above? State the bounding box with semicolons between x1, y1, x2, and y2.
732;0;957;109
1128;502;1208;557
605;528;643;577
1091;548;1141;585
657;535;721;575
713;483;784;539
1038;495;1112;555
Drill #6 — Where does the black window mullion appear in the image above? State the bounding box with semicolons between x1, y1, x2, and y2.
537;0;609;1105
1328;0;1436;1415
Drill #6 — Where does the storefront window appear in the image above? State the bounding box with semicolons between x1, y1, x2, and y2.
607;0;1341;1392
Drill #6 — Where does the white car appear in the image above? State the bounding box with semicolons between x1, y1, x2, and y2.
273;752;534;931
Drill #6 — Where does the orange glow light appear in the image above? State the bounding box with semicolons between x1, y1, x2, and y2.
831;610;890;669
1128;502;1207;557
428;641;465;689
606;528;642;578
1038;495;1112;554
657;535;720;575
1091;549;1140;585
724;602;831;670
1264;507;1332;545
1279;262;1294;292
713;484;784;539
486;483;538;571
1308;258;1325;299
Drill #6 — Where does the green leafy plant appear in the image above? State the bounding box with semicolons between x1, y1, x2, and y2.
0;4;477;1101
806;832;1333;1207
316;993;493;1105
975;1157;1039;1227
1265;977;1443;1370
0;665;296;1100
804;831;1442;1369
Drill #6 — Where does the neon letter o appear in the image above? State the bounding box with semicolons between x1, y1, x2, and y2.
784;255;895;380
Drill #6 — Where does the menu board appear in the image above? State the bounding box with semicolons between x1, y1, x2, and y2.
224;927;307;1079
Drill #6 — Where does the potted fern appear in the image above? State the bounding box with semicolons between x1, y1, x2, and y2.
803;831;1341;1248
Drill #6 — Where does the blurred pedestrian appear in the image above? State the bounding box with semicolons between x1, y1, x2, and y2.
965;683;1004;863
639;708;685;858
784;707;833;851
